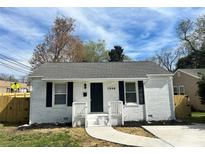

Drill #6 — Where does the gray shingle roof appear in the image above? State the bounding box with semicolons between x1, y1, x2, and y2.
30;61;170;79
178;69;205;78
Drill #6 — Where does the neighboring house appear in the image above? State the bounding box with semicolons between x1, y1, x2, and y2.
0;80;28;93
173;69;205;111
29;61;175;127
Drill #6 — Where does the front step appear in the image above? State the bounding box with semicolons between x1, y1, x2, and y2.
87;113;110;126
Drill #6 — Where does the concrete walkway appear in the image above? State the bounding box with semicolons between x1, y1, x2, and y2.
85;126;172;147
143;124;205;146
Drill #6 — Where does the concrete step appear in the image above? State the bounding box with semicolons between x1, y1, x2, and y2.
87;113;109;126
87;113;108;118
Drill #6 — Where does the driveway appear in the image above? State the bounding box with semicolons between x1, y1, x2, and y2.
143;124;205;146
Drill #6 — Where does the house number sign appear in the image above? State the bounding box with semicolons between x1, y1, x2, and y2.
107;87;115;90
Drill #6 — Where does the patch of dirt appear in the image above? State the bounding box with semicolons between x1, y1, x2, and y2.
68;127;124;147
114;127;155;138
16;123;72;131
124;120;190;126
0;124;16;134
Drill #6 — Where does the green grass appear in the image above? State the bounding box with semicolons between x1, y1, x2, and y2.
0;124;122;147
0;124;79;147
192;112;205;117
186;112;205;124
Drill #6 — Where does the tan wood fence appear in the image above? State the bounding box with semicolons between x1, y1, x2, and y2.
0;93;30;97
0;93;191;123
174;95;191;119
0;93;30;124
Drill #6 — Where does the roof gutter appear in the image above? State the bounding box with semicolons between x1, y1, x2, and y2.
28;76;44;78
41;77;148;81
146;74;173;77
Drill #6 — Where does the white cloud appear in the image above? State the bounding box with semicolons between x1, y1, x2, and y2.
1;7;205;76
0;12;44;41
59;8;133;48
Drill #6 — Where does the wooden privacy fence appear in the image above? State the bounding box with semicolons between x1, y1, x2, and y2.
0;93;30;98
174;95;191;119
0;93;30;124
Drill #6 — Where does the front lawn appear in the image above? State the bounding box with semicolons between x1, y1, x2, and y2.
0;124;78;147
186;112;205;123
0;124;121;147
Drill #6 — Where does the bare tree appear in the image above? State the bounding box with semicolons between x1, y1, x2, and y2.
0;73;18;82
152;48;182;72
177;16;205;53
30;16;85;69
177;15;205;68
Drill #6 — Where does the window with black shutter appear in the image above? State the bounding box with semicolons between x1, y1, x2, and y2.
118;81;125;104
46;82;52;107
67;82;73;106
138;81;145;104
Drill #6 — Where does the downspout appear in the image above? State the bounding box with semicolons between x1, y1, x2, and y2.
143;78;149;122
169;76;176;120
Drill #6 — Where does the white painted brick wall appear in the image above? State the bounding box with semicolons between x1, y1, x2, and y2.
30;77;175;124
103;81;119;112
29;79;72;124
144;77;175;121
124;105;145;121
104;81;145;121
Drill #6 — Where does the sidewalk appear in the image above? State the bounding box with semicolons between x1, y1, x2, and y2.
86;126;172;147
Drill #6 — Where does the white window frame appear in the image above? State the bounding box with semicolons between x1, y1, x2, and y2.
179;85;185;95
173;86;179;95
124;81;139;105
52;82;67;106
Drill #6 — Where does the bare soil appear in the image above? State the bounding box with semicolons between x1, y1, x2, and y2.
115;127;155;138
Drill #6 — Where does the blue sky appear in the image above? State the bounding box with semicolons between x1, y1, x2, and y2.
1;7;205;77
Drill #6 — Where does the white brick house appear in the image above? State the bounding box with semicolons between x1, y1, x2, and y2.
29;61;175;127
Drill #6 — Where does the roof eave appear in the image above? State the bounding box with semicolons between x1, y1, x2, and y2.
28;75;44;78
146;74;173;77
41;77;148;81
174;69;201;79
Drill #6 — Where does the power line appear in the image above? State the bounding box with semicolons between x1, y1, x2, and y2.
0;47;33;75
0;53;31;70
0;60;30;73
0;61;29;74
0;44;31;61
0;45;32;69
0;53;31;68
0;57;30;72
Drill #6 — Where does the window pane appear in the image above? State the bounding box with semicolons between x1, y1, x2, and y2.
125;82;136;92
126;93;136;102
55;94;66;104
174;86;178;95
55;84;66;94
179;86;185;95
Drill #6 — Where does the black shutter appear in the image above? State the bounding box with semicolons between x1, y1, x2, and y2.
46;82;52;107
118;81;125;104
67;82;73;106
138;81;145;104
